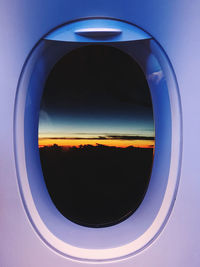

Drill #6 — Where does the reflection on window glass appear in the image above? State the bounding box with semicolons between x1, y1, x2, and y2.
38;45;155;228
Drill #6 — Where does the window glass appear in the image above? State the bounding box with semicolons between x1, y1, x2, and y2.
38;45;155;227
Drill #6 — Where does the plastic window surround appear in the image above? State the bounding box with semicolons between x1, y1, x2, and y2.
14;18;182;262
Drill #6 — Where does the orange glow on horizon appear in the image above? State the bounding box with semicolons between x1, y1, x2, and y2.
38;138;154;149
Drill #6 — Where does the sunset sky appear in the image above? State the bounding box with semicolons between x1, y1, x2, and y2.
38;116;155;148
38;45;155;149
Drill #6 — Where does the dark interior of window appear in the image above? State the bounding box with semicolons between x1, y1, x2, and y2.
38;45;155;228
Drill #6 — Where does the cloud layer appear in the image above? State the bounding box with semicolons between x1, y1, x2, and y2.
39;134;155;141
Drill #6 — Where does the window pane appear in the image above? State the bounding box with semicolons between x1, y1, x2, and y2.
38;45;155;227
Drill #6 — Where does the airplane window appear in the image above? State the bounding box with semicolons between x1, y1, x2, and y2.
38;45;155;227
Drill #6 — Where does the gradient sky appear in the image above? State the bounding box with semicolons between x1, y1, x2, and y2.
38;45;155;148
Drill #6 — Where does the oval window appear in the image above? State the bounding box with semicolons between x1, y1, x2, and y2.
38;45;155;228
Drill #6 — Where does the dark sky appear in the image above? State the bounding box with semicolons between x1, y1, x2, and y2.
39;45;154;139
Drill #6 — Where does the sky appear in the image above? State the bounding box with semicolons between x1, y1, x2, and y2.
38;45;155;149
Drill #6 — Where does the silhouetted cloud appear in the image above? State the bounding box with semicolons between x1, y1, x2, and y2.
39;134;155;141
107;135;155;140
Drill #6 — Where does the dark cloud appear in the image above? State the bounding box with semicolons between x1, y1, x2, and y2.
39;135;155;141
108;135;155;140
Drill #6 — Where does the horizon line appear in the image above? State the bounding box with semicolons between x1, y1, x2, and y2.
39;143;155;149
38;135;155;141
